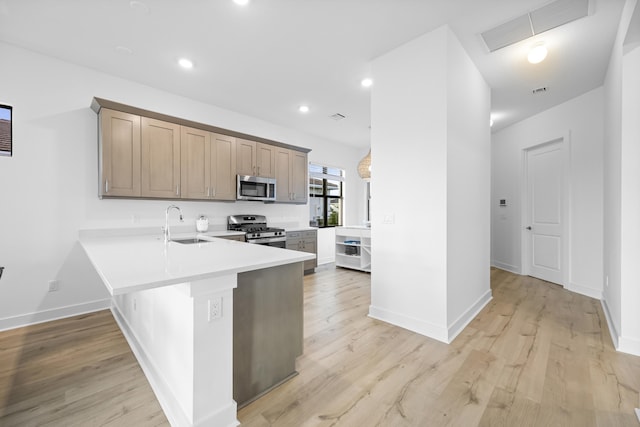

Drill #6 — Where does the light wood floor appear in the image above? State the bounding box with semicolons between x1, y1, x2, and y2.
1;266;639;426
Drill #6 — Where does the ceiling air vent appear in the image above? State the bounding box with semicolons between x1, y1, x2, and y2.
532;87;548;94
481;0;590;52
329;113;346;121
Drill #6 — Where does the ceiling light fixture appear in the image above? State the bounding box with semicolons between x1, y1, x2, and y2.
527;43;548;64
178;58;194;69
233;0;250;5
361;78;373;88
298;105;310;113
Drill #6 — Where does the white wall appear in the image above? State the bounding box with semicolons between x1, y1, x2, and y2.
491;87;604;299
603;0;640;356
370;25;491;343
445;30;492;337
0;42;364;329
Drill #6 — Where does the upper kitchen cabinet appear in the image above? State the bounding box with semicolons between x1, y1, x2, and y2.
210;133;237;200
237;139;275;178
181;129;237;200
180;126;211;200
99;108;141;197
92;97;311;202
141;117;181;198
275;147;308;203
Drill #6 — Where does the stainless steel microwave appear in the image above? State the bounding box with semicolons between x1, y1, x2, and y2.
237;175;276;201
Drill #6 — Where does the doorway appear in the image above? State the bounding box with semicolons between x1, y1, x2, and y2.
522;138;569;286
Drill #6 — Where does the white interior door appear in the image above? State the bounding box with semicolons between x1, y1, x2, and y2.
526;141;563;284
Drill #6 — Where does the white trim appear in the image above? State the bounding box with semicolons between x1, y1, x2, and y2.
368;305;449;343
0;299;110;332
111;302;240;427
491;260;521;275
601;298;619;349
618;336;640;357
447;289;493;342
567;281;602;300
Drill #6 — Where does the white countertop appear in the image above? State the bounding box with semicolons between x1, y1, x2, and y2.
80;233;315;296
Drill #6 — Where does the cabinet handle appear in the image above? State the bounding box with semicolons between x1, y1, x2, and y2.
105;179;109;194
257;166;260;176
207;187;210;197
176;184;180;196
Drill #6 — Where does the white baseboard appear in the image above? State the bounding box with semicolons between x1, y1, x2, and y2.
567;282;602;300
491;261;520;274
317;256;335;265
368;305;449;343
618;336;640;357
448;289;493;342
601;298;620;349
111;304;190;427
111;303;239;427
0;299;111;332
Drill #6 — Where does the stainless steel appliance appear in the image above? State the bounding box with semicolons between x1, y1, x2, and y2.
236;175;276;201
227;214;286;248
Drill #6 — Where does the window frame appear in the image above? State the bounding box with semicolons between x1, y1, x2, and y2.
309;163;344;228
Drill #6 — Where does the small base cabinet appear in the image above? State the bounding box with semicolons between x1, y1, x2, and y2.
335;227;371;272
286;229;317;273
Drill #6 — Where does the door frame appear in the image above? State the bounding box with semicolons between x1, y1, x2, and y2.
520;132;572;288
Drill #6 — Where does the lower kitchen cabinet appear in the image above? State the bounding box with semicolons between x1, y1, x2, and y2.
286;229;317;273
335;227;371;272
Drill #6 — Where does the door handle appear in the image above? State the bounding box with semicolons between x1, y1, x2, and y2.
526;226;532;230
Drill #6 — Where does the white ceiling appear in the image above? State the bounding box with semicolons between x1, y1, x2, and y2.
0;0;626;147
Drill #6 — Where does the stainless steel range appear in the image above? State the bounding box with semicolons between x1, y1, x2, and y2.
227;214;286;248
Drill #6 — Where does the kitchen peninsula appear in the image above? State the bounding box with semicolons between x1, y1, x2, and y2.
80;231;314;427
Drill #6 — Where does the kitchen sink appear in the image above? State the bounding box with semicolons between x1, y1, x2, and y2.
172;238;214;245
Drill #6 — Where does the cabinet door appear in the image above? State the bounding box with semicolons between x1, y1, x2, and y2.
256;143;276;178
181;126;210;200
275;147;292;202
236;138;256;176
290;151;308;203
100;109;141;197
211;133;237;200
141;117;181;198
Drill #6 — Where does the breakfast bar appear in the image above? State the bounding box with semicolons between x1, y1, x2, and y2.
80;231;314;427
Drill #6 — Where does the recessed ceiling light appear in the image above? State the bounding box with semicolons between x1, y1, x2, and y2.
129;0;149;14
298;105;310;113
233;0;250;5
527;43;548;64
115;46;133;55
361;78;373;88
178;58;194;69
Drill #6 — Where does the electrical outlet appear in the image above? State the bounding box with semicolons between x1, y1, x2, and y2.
208;297;222;322
48;280;59;292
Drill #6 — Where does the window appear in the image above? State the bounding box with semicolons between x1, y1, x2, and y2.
309;163;344;228
0;104;12;157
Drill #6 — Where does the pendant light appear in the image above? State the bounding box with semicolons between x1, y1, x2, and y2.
357;149;371;181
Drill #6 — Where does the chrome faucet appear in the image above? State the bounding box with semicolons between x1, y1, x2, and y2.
164;205;184;243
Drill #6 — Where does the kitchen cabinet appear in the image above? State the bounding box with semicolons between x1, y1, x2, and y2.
181;129;237;201
180;126;210;200
99;108;141;197
335;227;371;272
286;229;317;273
275;147;308;203
141;117;181;198
92;97;312;202
237;138;275;178
217;234;245;242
